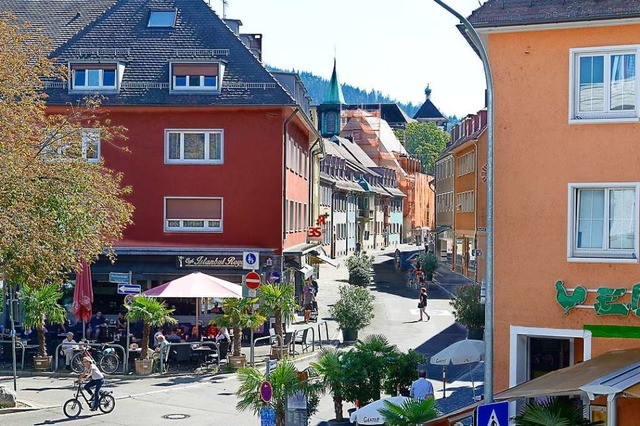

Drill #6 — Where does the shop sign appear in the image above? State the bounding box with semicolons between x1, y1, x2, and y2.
176;255;243;269
555;280;640;316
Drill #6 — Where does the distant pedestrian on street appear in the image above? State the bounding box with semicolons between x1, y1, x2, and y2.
418;287;430;321
410;370;434;400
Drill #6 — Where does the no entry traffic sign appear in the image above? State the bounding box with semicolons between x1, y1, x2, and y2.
245;271;261;290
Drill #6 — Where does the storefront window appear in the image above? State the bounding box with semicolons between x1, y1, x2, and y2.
529;337;571;380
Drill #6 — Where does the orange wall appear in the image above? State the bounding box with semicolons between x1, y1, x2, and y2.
489;24;640;391
454;144;476;234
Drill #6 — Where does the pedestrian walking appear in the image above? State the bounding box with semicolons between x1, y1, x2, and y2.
418;287;430;321
410;370;434;400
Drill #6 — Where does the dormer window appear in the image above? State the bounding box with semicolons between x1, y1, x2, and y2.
69;63;123;93
148;10;176;27
170;63;224;93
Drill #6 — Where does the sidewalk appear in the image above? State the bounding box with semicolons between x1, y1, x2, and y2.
432;262;474;298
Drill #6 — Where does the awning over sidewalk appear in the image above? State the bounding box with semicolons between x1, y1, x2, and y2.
495;348;640;401
297;265;314;279
311;250;340;268
433;225;452;235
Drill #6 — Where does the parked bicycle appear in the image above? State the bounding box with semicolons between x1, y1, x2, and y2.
70;341;120;374
63;380;115;418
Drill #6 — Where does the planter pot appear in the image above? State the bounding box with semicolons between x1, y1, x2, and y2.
342;328;358;343
229;355;246;369
135;359;153;375
33;355;52;371
468;328;484;340
270;346;289;360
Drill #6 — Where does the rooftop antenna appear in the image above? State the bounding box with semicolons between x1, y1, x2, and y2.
221;0;228;18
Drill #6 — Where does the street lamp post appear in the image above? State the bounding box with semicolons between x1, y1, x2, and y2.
431;0;495;403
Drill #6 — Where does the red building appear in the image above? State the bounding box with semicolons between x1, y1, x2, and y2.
8;0;321;315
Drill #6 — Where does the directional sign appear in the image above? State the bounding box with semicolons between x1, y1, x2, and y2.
117;284;141;295
243;251;259;270
260;381;273;403
477;401;508;426
245;271;261;290
109;272;131;284
260;408;275;426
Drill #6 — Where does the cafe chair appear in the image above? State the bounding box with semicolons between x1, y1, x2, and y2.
293;329;310;354
169;344;192;370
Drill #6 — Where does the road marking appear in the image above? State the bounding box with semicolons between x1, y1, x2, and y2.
409;309;453;316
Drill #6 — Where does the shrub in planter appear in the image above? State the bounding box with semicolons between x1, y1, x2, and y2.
450;284;485;335
418;253;439;280
330;286;374;341
346;254;374;286
514;397;602;426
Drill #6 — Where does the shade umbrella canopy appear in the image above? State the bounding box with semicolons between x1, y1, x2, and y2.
142;272;242;299
430;339;485;365
349;396;412;425
72;259;93;323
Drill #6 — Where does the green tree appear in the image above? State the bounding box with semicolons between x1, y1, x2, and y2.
383;349;426;396
0;16;133;289
397;122;449;174
259;283;298;350
20;283;67;357
311;348;348;421
125;296;177;360
216;297;266;358
379;398;439;426
236;361;322;426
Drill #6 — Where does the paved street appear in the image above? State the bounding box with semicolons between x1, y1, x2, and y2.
0;245;482;425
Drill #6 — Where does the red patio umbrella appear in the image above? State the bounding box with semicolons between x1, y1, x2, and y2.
72;259;93;339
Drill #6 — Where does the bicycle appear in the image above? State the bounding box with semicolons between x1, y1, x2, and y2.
70;342;120;374
63;380;115;418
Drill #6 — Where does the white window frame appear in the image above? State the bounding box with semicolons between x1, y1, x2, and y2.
71;68;117;91
172;74;218;91
163;196;223;233
81;129;100;163
567;182;639;263
165;129;224;164
457;152;475;176
569;45;640;124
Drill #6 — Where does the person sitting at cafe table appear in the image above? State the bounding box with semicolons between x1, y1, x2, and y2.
86;311;106;340
210;302;224;315
61;332;78;371
206;323;218;339
116;312;127;331
215;327;230;343
165;328;181;343
153;335;169;359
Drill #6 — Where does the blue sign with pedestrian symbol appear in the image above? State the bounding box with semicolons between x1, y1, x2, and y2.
243;251;259;270
477;401;508;426
260;408;275;426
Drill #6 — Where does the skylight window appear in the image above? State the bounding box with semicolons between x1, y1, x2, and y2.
148;10;176;27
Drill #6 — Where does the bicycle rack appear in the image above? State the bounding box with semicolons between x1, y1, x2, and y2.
53;342;127;374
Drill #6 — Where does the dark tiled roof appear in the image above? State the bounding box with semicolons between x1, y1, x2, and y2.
468;0;640;28
3;0;295;107
343;103;415;126
413;98;446;121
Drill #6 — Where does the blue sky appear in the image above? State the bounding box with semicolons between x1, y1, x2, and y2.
209;0;486;117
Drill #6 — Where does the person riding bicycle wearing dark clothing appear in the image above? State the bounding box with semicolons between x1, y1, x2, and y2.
79;357;104;411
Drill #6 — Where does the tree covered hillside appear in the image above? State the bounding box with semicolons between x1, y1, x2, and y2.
268;66;421;117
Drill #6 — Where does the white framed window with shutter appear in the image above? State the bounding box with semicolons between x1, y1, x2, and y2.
165;129;223;164
164;197;223;232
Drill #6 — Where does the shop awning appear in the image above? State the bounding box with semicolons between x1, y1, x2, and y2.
424;401;480;425
383;186;406;197
283;243;321;256
495;348;640;401
297;265;314;279
625;383;640;398
434;225;452;235
311;250;340;268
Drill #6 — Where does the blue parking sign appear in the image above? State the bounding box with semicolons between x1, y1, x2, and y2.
477;401;508;426
260;408;275;426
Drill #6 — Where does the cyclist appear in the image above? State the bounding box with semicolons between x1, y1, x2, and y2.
79;357;104;411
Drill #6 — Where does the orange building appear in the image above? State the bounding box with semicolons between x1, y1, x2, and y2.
341;110;435;243
446;111;487;282
468;0;640;422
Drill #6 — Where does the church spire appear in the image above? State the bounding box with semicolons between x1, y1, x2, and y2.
322;57;345;105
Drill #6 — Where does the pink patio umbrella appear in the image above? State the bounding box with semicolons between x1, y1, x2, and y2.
72;259;94;339
142;272;242;326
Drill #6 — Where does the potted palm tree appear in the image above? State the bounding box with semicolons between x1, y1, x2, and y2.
125;295;177;375
379;398;439;426
20;283;67;370
311;348;350;425
330;285;374;342
383;349;426;397
217;297;265;369
450;283;485;340
236;360;322;426
259;283;298;359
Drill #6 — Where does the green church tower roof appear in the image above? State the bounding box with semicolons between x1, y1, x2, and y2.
322;58;345;105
